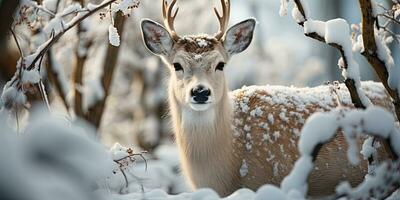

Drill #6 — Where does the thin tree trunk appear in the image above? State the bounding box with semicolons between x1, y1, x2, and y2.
85;12;126;128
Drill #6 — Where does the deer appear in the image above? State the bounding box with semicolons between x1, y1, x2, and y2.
140;0;393;197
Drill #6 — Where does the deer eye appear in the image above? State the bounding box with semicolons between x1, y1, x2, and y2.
215;62;225;71
173;63;183;71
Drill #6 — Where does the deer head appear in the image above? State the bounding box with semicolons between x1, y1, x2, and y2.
141;0;256;112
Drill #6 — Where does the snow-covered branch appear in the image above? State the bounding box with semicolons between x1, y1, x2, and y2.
291;0;371;109
281;106;400;198
359;0;400;121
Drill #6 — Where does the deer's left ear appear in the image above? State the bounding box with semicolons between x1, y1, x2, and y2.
223;19;256;55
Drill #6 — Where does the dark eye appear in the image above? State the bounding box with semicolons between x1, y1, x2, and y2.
216;62;225;71
173;63;183;71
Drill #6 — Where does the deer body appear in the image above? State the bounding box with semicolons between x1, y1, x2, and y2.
141;0;392;197
172;80;392;197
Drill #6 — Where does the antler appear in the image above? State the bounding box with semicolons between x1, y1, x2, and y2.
214;0;231;41
162;0;181;41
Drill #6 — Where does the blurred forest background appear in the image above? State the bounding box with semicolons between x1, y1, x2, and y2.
0;0;399;158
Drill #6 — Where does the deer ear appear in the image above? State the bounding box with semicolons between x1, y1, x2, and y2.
223;19;256;55
141;19;174;55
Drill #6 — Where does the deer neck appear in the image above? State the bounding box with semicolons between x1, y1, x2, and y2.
169;84;234;157
168;82;241;193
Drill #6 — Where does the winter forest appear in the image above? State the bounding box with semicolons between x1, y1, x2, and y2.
0;0;400;199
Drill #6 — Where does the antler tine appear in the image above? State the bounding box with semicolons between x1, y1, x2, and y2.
162;0;180;41
214;0;230;40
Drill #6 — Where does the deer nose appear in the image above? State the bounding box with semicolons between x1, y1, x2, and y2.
191;85;211;103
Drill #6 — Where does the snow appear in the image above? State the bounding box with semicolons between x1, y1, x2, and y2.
43;3;82;35
255;185;286;200
42;0;57;12
112;0;140;15
304;20;325;36
352;34;364;52
273;162;280;176
281;155;313;196
324;18;372;107
335;161;400;199
21;68;41;84
60;3;82;16
298;112;337;155
268;114;274;124
250;107;263;117
244;125;251;132
240;159;249;177
280;104;399;196
110;143;130;160
49;50;70;98
360;137;375;160
325;19;350;44
194;54;202;60
109;24;121;47
273;131;281;140
362;106;395;135
279;0;289;17
375;29;399;95
0;110;114;200
291;6;305;23
196;38;209;47
279;111;288;122
0;86;27;110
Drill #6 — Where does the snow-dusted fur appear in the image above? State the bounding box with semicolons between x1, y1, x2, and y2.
230;82;392;197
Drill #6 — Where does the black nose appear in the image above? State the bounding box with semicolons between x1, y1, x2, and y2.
191;85;211;103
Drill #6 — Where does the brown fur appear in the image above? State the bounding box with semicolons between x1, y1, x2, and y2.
175;36;220;54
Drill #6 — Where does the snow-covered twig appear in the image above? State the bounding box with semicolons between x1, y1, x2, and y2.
111;144;148;189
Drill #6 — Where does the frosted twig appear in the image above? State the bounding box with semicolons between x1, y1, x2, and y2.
113;150;148;188
26;0;120;71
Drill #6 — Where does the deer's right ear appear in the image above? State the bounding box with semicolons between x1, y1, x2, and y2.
141;19;174;55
